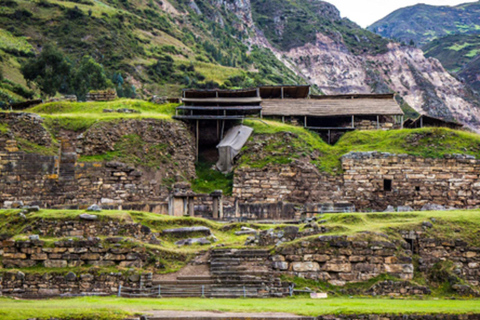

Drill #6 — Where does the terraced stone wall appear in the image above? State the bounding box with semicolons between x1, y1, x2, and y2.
272;235;414;286
1;238;149;269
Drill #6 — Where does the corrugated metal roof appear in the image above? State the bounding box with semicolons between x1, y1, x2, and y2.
262;98;403;117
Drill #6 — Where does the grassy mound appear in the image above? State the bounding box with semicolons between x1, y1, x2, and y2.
242;120;480;173
27;99;178;132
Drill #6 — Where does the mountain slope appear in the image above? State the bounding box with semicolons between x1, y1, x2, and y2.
1;0;480;130
423;34;480;92
368;1;480;47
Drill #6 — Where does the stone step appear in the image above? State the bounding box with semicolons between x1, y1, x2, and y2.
177;276;213;281
153;280;215;285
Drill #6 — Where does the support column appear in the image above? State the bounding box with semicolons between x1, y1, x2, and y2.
352;115;355;128
377;115;380;129
401;115;404;129
196;120;199;160
188;197;195;217
304;116;307;128
212;197;219;220
328;130;331;145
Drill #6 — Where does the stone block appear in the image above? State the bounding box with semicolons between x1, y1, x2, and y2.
44;260;68;268
292;262;320;272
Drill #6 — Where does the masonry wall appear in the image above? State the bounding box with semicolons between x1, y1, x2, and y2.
233;161;344;204
234;152;480;212
342;152;480;210
0;114;195;210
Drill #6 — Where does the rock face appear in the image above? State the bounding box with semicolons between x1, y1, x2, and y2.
222;0;480;130
285;37;480;128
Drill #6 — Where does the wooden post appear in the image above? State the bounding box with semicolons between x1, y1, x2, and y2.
420;116;423;128
351;115;354;128
304;116;307;128
401;115;404;129
216;91;219;98
281;87;284;99
377;115;380;129
328;130;331;145
256;88;260;97
196;120;199;160
282;116;285;123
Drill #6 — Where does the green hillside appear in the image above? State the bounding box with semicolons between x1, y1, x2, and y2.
368;1;480;47
423;34;480;92
0;0;305;103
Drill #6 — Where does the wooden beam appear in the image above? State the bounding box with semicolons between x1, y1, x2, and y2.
377;115;379;129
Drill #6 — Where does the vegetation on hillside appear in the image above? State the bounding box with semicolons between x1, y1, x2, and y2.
251;0;390;55
368;1;480;47
423;34;480;92
0;0;305;103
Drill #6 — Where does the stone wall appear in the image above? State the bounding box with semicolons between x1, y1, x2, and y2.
0;114;196;210
342;152;480;210
233;160;343;204
234;152;480;212
1;238;148;269
413;234;480;287
272;235;413;286
22;218;158;243
0;270;148;297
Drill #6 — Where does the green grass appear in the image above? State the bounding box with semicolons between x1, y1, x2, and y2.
0;29;34;56
243;120;480;173
79;134;172;168
191;158;233;195
0;122;8;133
309;210;480;246
0;296;479;320
26;99;178;132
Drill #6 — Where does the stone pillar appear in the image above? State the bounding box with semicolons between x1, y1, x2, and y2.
188;197;195;217
210;190;223;220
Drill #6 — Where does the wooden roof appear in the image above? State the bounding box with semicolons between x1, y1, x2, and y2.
404;115;463;129
182;97;262;104
259;85;310;99
310;93;395;100
262;97;403;117
183;88;258;99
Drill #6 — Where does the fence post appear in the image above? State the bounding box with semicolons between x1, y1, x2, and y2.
202;285;205;298
243;286;246;298
158;285;161;298
289;285;293;297
118;285;122;297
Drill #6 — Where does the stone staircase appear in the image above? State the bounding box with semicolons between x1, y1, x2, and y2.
148;249;290;298
209;249;290;298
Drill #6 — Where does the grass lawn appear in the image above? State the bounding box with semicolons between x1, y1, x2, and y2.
0;296;479;319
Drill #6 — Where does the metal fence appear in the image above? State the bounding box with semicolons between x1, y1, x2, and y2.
118;285;294;298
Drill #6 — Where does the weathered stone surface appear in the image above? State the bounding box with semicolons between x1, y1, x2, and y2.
79;213;98;220
292;262;320;272
44;260;68;268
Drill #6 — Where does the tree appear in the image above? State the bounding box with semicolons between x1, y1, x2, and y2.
21;44;72;97
71;56;112;100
